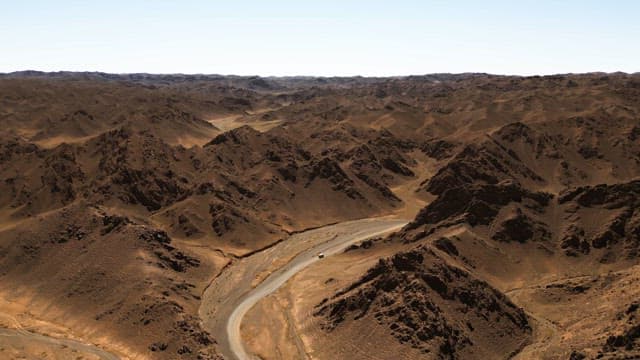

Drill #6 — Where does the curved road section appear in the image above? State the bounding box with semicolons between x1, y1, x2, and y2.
200;217;408;360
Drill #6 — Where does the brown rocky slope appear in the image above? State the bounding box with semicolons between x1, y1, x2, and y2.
0;71;639;359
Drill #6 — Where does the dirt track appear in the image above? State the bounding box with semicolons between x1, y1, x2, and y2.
0;327;119;360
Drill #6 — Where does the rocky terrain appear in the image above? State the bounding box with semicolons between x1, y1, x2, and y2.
0;71;639;359
314;246;531;359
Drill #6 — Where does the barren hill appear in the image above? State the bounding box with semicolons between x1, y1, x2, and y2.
1;71;639;359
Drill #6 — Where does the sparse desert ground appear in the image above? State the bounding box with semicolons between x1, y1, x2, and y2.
1;71;639;359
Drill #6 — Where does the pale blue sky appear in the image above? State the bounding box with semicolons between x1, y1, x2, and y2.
1;1;638;76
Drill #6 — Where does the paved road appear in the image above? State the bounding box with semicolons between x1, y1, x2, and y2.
0;326;120;360
200;217;408;360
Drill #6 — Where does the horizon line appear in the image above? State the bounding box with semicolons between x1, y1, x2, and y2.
1;69;638;79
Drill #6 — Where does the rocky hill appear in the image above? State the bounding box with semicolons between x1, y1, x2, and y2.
1;71;639;359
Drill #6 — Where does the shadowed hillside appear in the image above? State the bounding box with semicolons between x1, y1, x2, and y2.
1;71;639;359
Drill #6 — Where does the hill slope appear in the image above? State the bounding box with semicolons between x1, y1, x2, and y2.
0;71;639;359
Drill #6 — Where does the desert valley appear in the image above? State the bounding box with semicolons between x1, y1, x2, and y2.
0;71;639;359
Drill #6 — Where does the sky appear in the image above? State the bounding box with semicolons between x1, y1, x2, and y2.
1;0;639;76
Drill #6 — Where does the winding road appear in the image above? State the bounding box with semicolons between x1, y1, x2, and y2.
200;217;408;360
